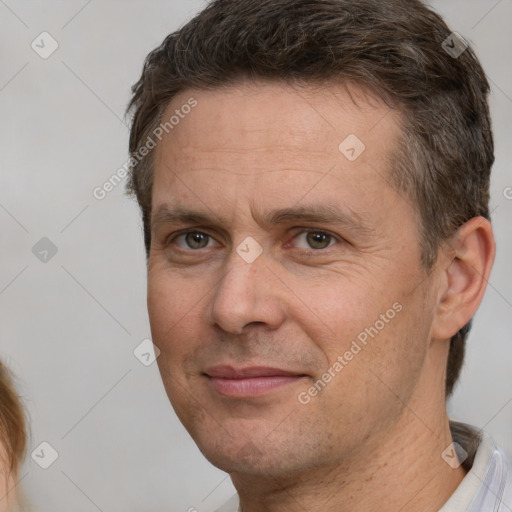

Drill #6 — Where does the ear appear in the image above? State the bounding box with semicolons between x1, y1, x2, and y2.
432;216;496;340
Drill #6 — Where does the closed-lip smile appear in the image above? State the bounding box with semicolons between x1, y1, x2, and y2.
204;365;307;397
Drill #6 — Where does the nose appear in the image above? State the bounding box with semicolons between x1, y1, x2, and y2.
209;247;286;335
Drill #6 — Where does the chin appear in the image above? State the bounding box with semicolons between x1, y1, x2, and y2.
195;432;304;478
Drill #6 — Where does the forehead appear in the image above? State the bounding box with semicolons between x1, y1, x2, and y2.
156;80;400;165
151;80;405;223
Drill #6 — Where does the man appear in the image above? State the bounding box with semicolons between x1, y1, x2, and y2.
126;0;512;510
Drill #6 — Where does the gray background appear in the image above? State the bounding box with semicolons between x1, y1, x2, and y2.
0;1;510;511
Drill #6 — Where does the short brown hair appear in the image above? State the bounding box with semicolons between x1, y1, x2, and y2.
0;360;26;477
126;0;494;398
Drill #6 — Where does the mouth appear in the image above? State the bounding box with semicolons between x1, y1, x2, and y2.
203;365;308;398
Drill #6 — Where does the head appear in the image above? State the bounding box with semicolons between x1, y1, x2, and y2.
0;361;26;511
126;0;495;478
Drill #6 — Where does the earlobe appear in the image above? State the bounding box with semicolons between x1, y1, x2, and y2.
432;216;496;341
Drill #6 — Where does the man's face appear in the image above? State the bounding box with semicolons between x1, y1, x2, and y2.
147;81;441;477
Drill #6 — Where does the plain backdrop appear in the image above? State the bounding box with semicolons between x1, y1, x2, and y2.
0;1;511;511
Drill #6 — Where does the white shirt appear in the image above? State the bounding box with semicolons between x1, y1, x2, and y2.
440;425;512;511
215;423;512;512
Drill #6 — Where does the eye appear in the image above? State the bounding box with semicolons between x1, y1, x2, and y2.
291;230;338;251
172;230;219;250
167;228;340;253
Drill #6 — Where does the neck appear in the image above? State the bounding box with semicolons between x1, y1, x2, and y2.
232;415;466;512
231;352;468;512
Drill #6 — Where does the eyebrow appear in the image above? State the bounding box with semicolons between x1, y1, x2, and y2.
151;203;374;236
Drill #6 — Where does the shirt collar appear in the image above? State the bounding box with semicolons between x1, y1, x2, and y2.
439;421;512;511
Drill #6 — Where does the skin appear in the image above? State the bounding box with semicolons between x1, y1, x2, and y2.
0;452;17;512
147;80;495;512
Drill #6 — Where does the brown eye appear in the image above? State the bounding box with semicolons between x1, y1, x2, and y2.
292;230;337;251
184;232;210;249
171;231;215;250
306;231;332;249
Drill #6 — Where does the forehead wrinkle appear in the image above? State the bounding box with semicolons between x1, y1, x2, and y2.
172;144;336;161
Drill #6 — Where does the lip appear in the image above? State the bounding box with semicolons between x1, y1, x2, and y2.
205;365;304;378
204;365;307;398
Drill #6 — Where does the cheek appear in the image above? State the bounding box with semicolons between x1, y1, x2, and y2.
298;277;391;356
302;278;421;395
306;315;425;441
147;273;204;357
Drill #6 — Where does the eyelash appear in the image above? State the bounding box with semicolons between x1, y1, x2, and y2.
166;228;341;255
